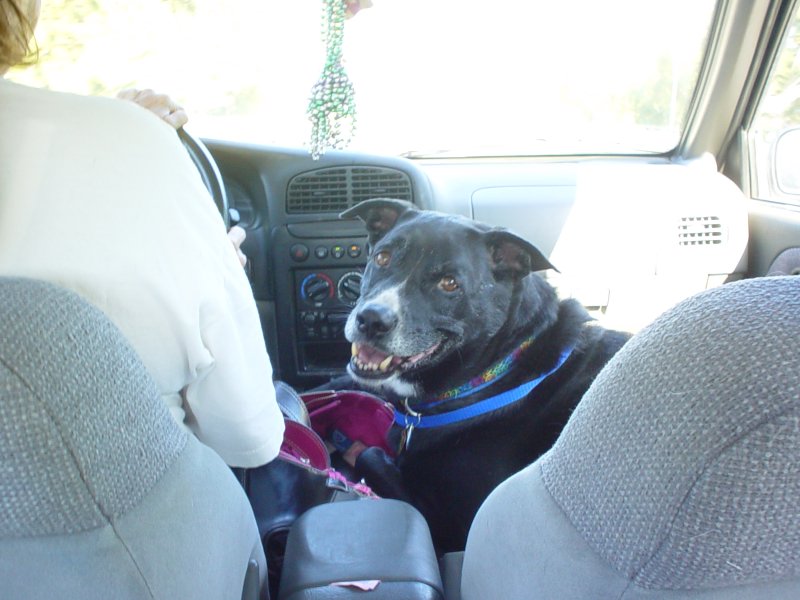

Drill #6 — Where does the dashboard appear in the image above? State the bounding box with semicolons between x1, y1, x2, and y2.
206;141;750;391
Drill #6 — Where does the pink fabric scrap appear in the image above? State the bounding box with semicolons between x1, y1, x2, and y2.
330;580;381;591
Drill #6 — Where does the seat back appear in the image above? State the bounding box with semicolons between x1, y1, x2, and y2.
0;277;266;600
462;276;800;599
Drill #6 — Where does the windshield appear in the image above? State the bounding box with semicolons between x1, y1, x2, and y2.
10;0;718;157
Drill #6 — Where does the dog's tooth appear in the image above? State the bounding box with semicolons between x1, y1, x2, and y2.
351;343;358;358
379;356;393;372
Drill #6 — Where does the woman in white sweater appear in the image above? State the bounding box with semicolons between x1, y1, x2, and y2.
0;0;284;468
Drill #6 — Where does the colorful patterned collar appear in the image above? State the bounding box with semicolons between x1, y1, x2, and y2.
417;335;536;411
394;344;576;451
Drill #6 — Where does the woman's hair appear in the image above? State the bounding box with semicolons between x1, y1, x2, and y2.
0;0;38;70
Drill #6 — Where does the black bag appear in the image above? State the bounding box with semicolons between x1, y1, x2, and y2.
244;383;384;596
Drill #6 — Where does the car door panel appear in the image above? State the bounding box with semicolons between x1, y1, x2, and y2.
748;201;800;276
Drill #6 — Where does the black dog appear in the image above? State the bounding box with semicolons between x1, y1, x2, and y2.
335;198;629;552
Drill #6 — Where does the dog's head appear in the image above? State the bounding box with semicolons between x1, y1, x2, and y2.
341;198;557;398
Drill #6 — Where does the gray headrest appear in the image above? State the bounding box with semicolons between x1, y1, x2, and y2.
0;277;187;538
541;276;800;589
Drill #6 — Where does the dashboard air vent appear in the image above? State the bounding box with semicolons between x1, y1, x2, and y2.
678;216;723;246
287;166;412;213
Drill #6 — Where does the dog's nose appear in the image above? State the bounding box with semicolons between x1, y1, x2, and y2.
356;303;397;337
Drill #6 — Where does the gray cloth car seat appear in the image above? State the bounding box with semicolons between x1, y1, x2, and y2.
0;277;266;600
461;276;800;599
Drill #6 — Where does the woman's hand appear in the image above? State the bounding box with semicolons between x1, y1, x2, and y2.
119;88;247;267
117;88;188;130
227;225;248;268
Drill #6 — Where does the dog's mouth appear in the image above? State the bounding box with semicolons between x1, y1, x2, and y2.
349;341;442;379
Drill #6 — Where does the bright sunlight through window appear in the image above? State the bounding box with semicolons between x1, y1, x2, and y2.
11;0;718;157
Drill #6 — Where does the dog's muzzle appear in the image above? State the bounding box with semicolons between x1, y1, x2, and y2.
347;297;444;379
355;303;398;338
350;341;441;377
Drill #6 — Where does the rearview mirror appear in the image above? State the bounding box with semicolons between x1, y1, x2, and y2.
773;127;800;195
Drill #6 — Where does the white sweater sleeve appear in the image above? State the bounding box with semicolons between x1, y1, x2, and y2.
184;269;285;468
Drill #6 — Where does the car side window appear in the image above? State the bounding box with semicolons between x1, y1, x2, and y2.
749;4;800;205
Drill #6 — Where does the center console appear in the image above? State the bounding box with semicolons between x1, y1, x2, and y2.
279;499;444;600
273;219;369;388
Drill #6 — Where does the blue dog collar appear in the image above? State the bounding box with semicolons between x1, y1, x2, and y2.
394;345;575;430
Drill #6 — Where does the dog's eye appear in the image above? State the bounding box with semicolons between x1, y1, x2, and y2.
374;250;391;268
438;275;459;292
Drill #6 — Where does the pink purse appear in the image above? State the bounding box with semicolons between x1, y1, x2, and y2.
248;385;394;594
300;389;396;458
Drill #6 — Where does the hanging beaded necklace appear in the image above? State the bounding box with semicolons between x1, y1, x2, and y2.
307;0;357;159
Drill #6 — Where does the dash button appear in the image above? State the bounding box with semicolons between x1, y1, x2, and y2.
290;243;309;262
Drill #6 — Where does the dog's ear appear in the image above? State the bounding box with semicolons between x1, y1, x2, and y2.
340;198;415;245
485;229;558;278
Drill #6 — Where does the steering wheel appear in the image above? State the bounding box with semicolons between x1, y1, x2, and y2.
177;127;231;230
